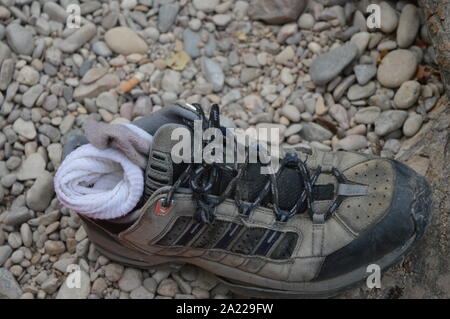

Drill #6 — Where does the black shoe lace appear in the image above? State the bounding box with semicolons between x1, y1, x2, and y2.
162;103;345;224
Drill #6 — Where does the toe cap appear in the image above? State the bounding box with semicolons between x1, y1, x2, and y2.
314;160;432;281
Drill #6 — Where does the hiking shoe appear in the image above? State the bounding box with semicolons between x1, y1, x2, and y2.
79;103;432;298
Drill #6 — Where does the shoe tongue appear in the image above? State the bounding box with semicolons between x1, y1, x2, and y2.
143;123;188;201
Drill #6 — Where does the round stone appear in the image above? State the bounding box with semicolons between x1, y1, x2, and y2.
104;27;149;55
394;80;421;109
377;50;417;88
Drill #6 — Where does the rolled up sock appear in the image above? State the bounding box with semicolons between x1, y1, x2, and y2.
54;144;144;220
84;121;153;169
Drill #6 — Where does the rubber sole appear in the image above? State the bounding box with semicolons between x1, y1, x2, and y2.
87;173;433;298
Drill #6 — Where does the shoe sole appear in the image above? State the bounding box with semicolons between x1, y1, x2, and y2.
90;173;432;298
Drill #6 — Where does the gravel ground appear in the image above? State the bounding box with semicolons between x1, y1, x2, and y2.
0;0;448;299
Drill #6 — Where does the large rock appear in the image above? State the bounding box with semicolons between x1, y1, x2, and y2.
249;0;307;24
0;268;22;298
26;171;55;211
104;27;149;55
377;49;417;88
310;43;359;85
6;24;34;55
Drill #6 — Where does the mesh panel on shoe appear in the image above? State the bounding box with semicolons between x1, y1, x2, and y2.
230;227;267;255
156;216;191;246
269;232;298;260
191;220;231;249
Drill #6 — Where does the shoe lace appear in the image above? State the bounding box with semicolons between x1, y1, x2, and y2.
162;103;346;224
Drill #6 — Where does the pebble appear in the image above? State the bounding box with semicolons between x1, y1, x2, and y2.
158;4;179;33
81;67;108;85
374;110;408;136
275;46;295;65
45;241;65;255
300;122;333;142
104;263;124;282
13;119;36;140
377;49;417;88
354;64;377;85
17;153;46;181
298;13;315;29
249;0;307;24
74;74;120;101
0;268;22;298
380;2;398;34
397;4;420;48
160;69;182;94
20;224;32;248
350;32;370;55
183;29;201;58
403;113;423;137
201;58;224;92
118;268;142;292
130;286;154;299
240;67;261;84
157;278;178;297
105;27;149;55
17;66;39;86
280;68;294;85
329;104;349;129
193;0;219;13
310;43;358;85
335;135;368;151
8;233;22;249
277;23;297;43
58;23;97;53
96;91;118;113
354;106;381;124
281;105;301;122
347;82;376;100
92;41;112;57
3;207;31;226
394;80;421;109
26;171;55;211
0;245;12;266
213;14;232;27
43;2;68;23
6;24;34;55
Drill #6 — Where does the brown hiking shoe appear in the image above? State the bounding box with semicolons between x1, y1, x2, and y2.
79;103;432;298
